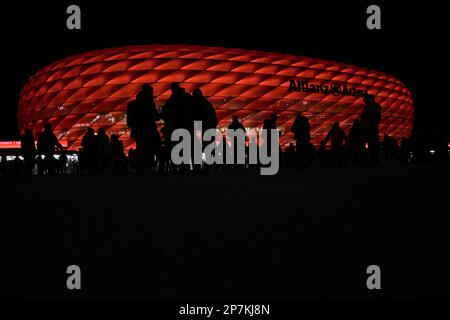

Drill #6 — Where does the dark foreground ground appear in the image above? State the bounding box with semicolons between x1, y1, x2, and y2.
0;164;449;300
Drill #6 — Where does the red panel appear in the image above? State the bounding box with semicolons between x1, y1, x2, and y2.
18;44;414;151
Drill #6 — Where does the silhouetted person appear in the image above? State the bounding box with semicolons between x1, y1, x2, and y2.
157;126;173;173
291;113;311;167
37;123;63;175
285;143;296;167
36;155;45;175
1;157;10;175
381;134;390;164
308;142;318;167
128;148;137;171
12;156;23;175
382;134;399;165
389;137;399;165
193;88;217;171
21;128;36;175
58;153;68;174
96;128;110;173
399;137;410;165
81;127;98;174
161;82;194;171
227;116;246;169
262;118;272;156
270;114;279;130
347;119;364;166
318;140;327;166
218;134;231;171
248;134;259;169
410;132;428;163
193;88;217;133
270;114;283;165
110;134;126;174
360;94;381;166
228;116;246;132
323;122;347;167
37;123;63;157
162;82;194;134
72;158;80;175
262;114;279;161
127;84;161;172
436;129;449;163
0;156;5;175
192;88;217;171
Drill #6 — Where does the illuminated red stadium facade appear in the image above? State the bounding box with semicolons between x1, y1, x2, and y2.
18;44;414;150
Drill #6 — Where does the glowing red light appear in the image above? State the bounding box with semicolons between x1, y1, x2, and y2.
0;140;68;150
0;141;21;149
18;44;414;151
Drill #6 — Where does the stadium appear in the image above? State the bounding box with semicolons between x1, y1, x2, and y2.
18;44;414;150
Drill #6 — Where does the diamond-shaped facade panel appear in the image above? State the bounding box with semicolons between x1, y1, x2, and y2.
18;44;414;150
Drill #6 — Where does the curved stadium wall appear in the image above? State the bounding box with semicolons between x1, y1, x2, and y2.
18;44;414;150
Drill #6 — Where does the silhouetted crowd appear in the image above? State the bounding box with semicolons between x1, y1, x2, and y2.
1;83;447;177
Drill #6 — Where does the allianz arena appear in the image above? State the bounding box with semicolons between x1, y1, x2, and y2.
18;44;414;150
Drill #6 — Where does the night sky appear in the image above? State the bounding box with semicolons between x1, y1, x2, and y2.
1;1;448;140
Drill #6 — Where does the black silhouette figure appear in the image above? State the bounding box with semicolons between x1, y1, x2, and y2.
37;123;63;175
285;143;296;167
227;116;246;169
193;88;217;133
192;88;218;171
262;118;272;155
127;84;161;172
37;123;63;157
389;136;399;165
218;134;231;171
399;137;410;165
72;158;79;175
128;148;137;171
21;128;36;175
270;114;279;129
36;155;45;175
58;153;68;174
323;122;347;167
291;113;311;167
161;82;195;171
318;140;327;166
271;114;283;162
161;82;194;134
81;127;98;174
262;114;279;160
347;119;364;166
12;156;24;175
110;134;126;174
157;126;173;173
0;156;5;176
247;133;259;169
97;128;111;173
382;134;399;165
360;94;381;166
381;134;390;165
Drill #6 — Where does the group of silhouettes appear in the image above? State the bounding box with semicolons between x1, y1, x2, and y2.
1;123;127;176
125;83;219;172
289;94;387;168
125;83;390;172
1;82;417;176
